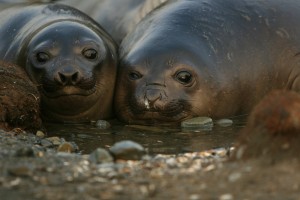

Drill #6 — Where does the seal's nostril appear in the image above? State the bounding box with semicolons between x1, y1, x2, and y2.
71;72;79;83
58;72;66;85
56;71;81;85
145;89;161;103
144;89;167;110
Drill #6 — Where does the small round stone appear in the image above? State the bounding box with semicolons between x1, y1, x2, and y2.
8;165;32;177
89;148;114;164
14;146;34;157
219;193;233;200
95;120;111;129
46;137;62;146
109;140;146;160
181;117;213;129
36;130;45;138
40;139;53;148
57;142;75;153
215;119;233;127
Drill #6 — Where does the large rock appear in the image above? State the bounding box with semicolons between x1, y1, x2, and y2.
0;61;42;131
233;90;300;162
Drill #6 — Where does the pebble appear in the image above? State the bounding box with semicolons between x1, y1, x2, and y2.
40;138;53;148
109;140;146;160
181;117;213;129
113;185;124;194
14;146;34;157
6;178;21;187
215;119;233;127
219;193;233;200
8;165;33;177
57;142;76;153
228;172;241;182
89;148;114;164
46;136;63;146
139;184;156;197
189;194;201;200
36;130;45;138
95;120;111;129
166;157;177;168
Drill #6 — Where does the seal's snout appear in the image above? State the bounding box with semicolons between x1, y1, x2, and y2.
144;89;166;110
146;89;163;102
54;67;82;86
57;71;80;85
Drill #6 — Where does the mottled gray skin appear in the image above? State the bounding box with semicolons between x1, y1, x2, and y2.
58;0;168;44
115;0;300;125
0;4;117;123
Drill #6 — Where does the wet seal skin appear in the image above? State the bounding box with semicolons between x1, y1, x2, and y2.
0;4;117;123
115;0;300;125
58;0;168;44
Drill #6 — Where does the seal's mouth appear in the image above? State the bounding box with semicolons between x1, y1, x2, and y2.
39;73;97;98
41;86;96;98
122;98;192;124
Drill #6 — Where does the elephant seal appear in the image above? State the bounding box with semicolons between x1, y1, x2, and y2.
58;0;168;44
115;0;300;125
0;4;117;123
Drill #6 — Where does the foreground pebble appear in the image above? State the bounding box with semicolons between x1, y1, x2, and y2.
14;146;35;157
36;130;45;138
89;148;114;164
57;142;78;153
46;137;64;146
109;140;146;160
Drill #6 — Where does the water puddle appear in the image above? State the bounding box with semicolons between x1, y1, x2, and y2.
45;116;247;155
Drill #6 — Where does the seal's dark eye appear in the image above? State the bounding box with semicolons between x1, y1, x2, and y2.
128;71;142;80
175;71;193;85
82;48;98;60
36;52;50;63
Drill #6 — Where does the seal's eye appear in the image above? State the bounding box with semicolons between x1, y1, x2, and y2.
128;71;142;80
36;52;50;63
175;71;193;85
82;48;98;60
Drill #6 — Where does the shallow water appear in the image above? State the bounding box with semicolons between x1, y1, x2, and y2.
46;116;247;155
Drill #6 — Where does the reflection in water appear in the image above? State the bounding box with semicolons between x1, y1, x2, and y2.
45;116;247;155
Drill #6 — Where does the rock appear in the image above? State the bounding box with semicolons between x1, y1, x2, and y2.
232;90;300;161
219;193;233;200
0;61;42;131
89;148;114;164
109;140;146;160
46;137;63;146
14;146;34;157
228;172;241;182
36;130;45;138
95;120;111;129
189;194;201;200
57;142;76;153
40;138;53;148
215;119;233;127
181;117;213;129
8;165;33;177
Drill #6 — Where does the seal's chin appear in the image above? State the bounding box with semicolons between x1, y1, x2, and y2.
42;86;96;98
